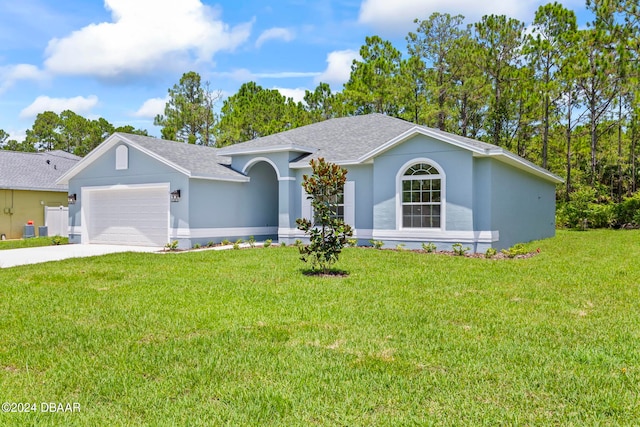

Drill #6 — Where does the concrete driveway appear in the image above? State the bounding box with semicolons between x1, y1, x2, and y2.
0;244;161;268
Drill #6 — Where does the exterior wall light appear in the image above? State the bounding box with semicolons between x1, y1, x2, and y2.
68;193;77;204
170;189;181;202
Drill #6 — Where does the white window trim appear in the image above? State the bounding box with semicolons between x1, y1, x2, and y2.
301;181;355;227
395;158;446;231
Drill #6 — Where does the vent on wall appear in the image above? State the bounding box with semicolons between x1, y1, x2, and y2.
115;145;129;170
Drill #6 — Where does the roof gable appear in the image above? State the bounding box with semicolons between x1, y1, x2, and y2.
57;133;248;184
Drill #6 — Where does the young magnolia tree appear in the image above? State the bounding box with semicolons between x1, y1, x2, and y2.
296;158;353;273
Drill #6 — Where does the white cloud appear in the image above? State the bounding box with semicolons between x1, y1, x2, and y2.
43;0;253;78
19;95;99;119
213;68;321;81
255;27;295;48
315;50;360;86
0;64;47;93
274;87;307;103
132;97;168;118
358;0;535;34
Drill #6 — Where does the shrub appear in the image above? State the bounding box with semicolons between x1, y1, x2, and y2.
233;239;241;250
248;235;256;248
369;239;384;249
207;241;215;247
615;192;640;226
452;243;469;256
164;240;179;251
501;243;528;258
264;239;272;248
422;242;437;253
485;247;497;258
193;243;201;249
51;235;64;246
221;239;230;246
280;241;287;247
347;238;358;247
396;243;406;251
296;158;353;273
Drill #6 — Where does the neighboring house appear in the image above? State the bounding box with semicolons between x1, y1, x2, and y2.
0;150;80;239
57;114;563;251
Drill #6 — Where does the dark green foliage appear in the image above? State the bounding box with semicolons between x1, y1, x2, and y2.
154;71;219;146
296;158;353;273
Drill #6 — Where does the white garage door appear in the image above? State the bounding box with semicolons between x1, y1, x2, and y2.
86;186;169;246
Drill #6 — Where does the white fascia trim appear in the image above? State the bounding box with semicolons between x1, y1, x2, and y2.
191;174;250;183
477;150;565;184
56;134;190;185
289;159;361;169
219;145;316;156
372;229;499;243
357;127;488;164
171;226;278;239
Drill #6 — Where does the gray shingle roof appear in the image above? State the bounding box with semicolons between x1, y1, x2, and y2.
217;113;417;161
0;150;80;191
217;113;562;183
114;133;245;181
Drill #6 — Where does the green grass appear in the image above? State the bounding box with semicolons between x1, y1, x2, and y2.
0;236;68;250
1;230;639;425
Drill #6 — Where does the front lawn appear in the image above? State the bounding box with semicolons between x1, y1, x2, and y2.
0;236;68;250
0;230;639;425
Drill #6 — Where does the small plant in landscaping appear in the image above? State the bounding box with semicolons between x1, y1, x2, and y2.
347;238;358;247
233;239;242;250
164;240;179;251
51;235;64;245
221;239;231;246
422;242;437;253
396;243;406;251
296;157;353;274
369;239;384;249
280;241;287;247
264;239;272;248
248;235;256;248
485;247;497;258
294;239;303;247
501;243;528;258
452;243;469;256
207;241;215;247
193;243;201;249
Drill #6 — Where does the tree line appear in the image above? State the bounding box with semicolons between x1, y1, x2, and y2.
0;110;148;156
3;1;640;206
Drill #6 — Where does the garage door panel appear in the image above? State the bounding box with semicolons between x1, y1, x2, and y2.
87;186;169;246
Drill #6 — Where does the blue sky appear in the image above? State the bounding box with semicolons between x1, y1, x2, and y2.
0;0;589;141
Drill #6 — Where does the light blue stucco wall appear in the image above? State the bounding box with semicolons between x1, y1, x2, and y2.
372;135;474;232
67;143;187;244
291;163;374;232
489;160;557;249
189;163;277;228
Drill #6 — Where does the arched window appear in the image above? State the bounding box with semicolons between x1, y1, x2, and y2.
401;162;442;228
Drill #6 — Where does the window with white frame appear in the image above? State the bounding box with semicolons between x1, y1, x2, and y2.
401;162;442;228
302;181;355;226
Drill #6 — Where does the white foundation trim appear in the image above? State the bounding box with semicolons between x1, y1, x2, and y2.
372;229;499;243
171;226;278;239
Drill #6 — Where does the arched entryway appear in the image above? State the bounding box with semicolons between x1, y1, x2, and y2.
244;160;279;235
